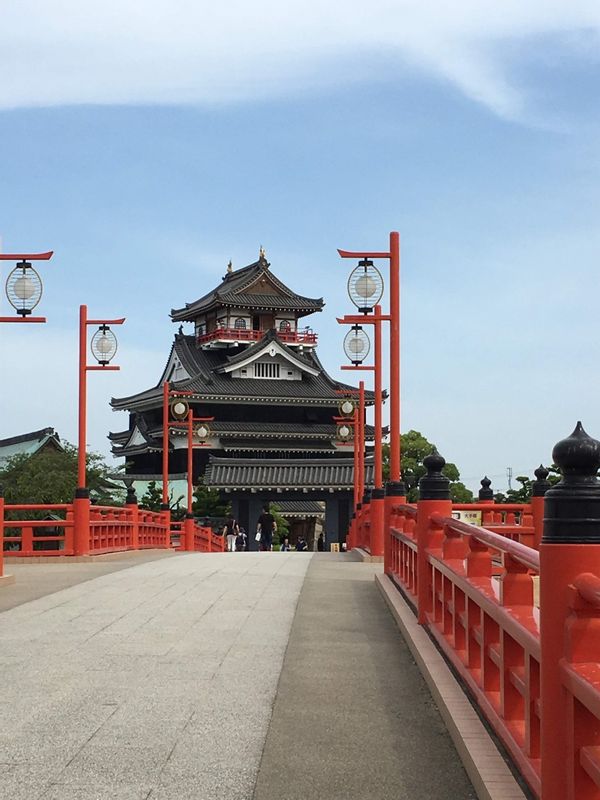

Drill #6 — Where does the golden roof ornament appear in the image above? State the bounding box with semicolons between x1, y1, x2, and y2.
259;245;268;266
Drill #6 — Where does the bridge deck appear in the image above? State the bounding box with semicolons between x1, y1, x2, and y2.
0;552;476;799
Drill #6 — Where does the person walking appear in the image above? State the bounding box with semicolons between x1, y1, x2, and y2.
317;533;324;552
223;516;239;552
296;535;308;552
235;528;247;552
256;504;276;551
280;536;292;552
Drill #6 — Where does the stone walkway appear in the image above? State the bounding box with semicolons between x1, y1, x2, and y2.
0;552;476;799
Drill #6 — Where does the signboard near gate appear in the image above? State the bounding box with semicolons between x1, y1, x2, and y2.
451;510;482;526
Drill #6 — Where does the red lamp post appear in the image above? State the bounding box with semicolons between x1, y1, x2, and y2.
74;304;125;556
0;248;53;576
0;250;53;323
334;384;366;550
161;384;213;551
337;232;401;483
337;233;405;567
338;307;388;555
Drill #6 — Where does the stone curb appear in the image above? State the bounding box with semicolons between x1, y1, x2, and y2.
353;547;384;563
0;574;15;587
376;573;528;800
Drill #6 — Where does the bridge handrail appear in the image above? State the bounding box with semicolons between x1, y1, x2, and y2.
430;513;540;573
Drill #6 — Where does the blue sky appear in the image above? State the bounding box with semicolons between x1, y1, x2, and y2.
1;1;599;492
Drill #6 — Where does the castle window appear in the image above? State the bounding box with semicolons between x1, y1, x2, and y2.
254;362;280;379
234;318;247;329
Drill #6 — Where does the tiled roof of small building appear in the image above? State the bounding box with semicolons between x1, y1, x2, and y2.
204;456;374;490
0;428;63;468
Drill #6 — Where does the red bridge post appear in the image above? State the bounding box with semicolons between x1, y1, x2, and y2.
126;485;139;550
540;423;600;799
384;480;406;575
531;465;551;550
0;488;4;577
416;452;452;625
73;490;90;556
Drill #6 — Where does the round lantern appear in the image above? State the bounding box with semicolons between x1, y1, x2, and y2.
5;261;43;316
343;326;370;364
90;325;118;365
347;259;384;311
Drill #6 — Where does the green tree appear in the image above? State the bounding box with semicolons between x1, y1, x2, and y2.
139;481;165;512
494;466;561;504
0;442;122;508
192;479;231;518
382;430;474;503
269;503;289;544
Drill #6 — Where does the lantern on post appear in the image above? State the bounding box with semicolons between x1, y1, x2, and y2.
90;325;118;366
347;259;384;313
343;325;371;365
0;250;53;323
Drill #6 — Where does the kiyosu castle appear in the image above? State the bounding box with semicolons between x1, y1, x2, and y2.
109;250;375;547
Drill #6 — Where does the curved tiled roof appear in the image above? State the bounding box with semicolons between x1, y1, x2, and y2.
171;258;323;322
204;456;374;490
111;333;376;412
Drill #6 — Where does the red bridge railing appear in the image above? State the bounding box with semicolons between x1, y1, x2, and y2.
0;497;225;560
373;426;600;800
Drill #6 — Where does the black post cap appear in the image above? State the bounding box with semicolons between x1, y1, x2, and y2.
0;484;4;499
362;489;371;504
160;503;171;512
418;450;451;501
185;512;195;520
532;464;551;497
371;487;385;500
543;422;600;544
125;487;138;505
75;487;90;499
385;479;406;497
478;476;494;501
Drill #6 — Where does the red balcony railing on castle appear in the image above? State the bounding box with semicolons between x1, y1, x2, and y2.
196;327;318;346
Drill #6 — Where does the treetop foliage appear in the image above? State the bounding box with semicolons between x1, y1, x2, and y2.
383;429;474;503
0;441;122;506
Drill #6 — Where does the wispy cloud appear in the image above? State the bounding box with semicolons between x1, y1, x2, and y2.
1;1;599;118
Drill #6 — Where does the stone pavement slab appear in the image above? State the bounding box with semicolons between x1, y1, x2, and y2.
0;552;312;800
0;549;178;613
252;553;478;800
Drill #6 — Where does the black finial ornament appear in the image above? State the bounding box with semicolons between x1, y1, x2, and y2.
125;486;138;505
478;476;493;501
362;489;372;505
419;450;451;501
543;422;600;544
532;464;551;497
385;478;406;498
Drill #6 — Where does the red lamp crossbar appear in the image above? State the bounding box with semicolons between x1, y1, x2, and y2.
0;251;53;260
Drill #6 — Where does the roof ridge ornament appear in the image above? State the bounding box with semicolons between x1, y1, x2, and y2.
259;245;269;267
227;259;233;274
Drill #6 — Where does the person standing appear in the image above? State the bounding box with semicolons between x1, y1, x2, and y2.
256;504;276;551
223;516;239;552
280;536;292;552
317;533;324;552
296;535;308;552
